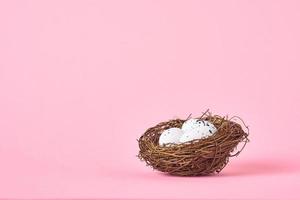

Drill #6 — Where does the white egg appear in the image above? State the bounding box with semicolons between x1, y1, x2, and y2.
181;118;204;132
179;120;217;143
159;127;184;146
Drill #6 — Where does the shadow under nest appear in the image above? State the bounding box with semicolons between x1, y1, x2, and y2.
138;111;249;176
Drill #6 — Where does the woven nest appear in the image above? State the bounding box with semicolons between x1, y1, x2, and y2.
138;111;249;176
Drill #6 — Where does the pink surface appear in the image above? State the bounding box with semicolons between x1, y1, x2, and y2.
1;0;300;199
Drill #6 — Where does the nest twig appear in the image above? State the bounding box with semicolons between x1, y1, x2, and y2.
137;111;249;176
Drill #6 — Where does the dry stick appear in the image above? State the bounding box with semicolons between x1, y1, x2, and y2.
199;108;210;119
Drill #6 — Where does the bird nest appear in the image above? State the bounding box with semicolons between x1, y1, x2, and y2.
138;111;249;176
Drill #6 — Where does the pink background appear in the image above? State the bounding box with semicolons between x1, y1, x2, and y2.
0;0;300;199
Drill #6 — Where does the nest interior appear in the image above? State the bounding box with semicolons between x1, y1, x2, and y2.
138;112;249;176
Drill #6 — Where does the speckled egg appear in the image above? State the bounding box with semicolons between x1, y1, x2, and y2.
159;127;184;146
179;120;217;143
181;118;203;132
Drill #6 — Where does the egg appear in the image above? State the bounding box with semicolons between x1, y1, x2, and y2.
181;118;204;132
179;120;217;143
159;127;184;146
